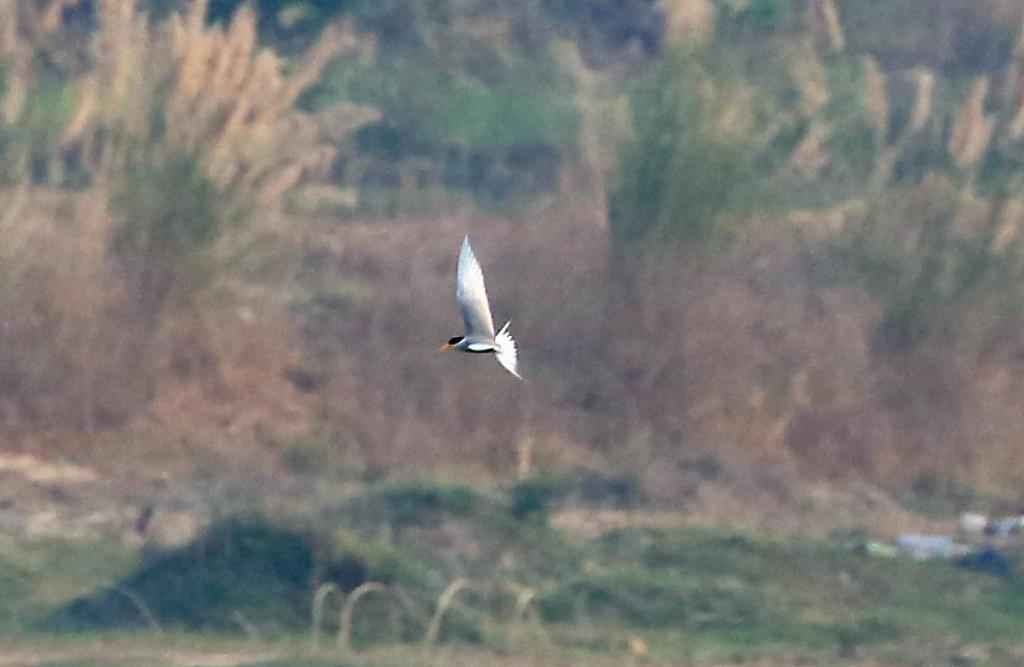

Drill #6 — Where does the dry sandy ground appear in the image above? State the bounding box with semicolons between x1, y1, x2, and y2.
0;643;908;667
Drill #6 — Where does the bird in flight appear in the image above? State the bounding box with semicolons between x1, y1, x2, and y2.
439;235;521;379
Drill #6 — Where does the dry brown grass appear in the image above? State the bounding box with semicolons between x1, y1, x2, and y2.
277;195;1024;501
0;1;372;434
1;0;1023;518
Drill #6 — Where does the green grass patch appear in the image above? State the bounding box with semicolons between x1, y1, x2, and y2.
334;480;583;583
544;525;1023;656
609;47;758;254
301;24;575;210
0;536;139;635
45;517;318;633
10;482;1022;662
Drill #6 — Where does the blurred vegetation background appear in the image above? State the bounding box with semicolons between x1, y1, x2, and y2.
1;0;1024;504
6;2;1024;664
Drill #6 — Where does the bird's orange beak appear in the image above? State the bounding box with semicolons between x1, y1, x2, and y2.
439;342;454;352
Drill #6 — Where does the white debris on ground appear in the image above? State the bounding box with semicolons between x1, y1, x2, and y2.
957;510;1024;539
985;515;1024;538
859;511;1024;564
895;533;971;560
959;512;989;536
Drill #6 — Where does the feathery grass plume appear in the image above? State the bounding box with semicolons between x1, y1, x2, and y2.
907;67;935;135
949;76;995;171
691;74;760;146
861;55;888;145
992;198;1023;253
1007;82;1024;140
94;0;154;146
515;433;534;479
1006;26;1024;140
661;0;715;46
78;0;375;318
857;54;898;190
809;0;844;52
788;41;830;117
55;0;166;177
788;120;831;176
59;0;373;211
1;0;78;47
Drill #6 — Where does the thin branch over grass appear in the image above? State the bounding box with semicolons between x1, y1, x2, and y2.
337;581;394;652
311;582;340;650
424;577;476;646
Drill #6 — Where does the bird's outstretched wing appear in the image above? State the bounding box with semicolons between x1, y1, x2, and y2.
456;236;496;338
495;321;522;379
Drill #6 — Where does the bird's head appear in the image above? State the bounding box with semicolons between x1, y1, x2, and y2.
439;336;464;351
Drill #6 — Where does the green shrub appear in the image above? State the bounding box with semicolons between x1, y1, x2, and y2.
828;178;1024;352
47;517;318;632
358;481;480;526
609;49;755;253
109;149;229;316
0;67;77;185
301;8;577;209
509;475;566;522
716;0;796;37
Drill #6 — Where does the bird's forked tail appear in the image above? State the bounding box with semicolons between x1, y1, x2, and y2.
494;321;522;379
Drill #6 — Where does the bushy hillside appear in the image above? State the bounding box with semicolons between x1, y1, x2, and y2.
0;0;1023;506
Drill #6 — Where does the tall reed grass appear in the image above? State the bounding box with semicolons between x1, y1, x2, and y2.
0;0;375;429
